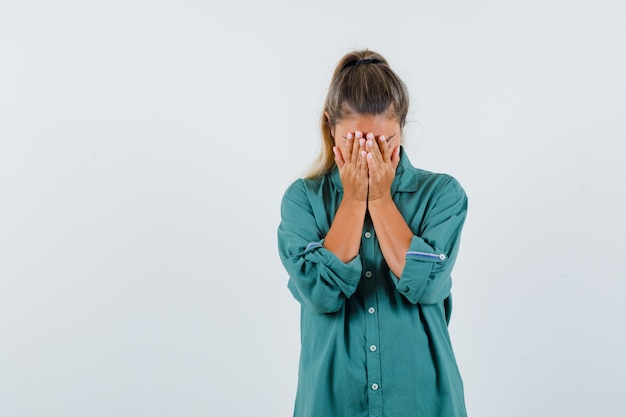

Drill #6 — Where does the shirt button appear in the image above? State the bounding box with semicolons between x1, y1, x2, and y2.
439;254;446;260
365;271;373;278
371;383;379;391
368;307;375;314
364;231;372;238
369;345;377;352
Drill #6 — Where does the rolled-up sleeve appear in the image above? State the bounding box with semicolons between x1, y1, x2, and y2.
391;177;468;305
278;180;362;314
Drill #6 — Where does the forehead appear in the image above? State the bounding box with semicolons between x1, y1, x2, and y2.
335;114;400;134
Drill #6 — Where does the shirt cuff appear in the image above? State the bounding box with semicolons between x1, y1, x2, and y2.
303;240;363;298
391;236;448;304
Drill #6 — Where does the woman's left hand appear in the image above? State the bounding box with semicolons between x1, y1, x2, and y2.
365;133;400;202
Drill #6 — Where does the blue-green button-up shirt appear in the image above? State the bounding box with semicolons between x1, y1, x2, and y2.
278;148;468;417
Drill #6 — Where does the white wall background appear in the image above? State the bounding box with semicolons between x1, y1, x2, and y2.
1;1;625;416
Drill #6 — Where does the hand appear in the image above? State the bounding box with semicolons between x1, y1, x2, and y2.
334;131;369;202
365;133;400;202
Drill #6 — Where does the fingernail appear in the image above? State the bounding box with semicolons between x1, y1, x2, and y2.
366;133;374;140
361;150;367;157
359;138;365;146
347;133;353;140
366;139;373;148
379;135;386;142
355;131;362;138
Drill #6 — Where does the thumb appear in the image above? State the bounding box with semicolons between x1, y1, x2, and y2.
333;146;345;168
391;146;401;169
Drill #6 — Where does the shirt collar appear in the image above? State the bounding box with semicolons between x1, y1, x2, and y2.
330;146;419;193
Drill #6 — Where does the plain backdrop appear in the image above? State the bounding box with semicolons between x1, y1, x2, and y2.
1;1;625;416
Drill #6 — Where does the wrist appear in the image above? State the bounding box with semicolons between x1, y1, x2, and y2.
367;194;393;207
342;190;368;205
341;197;368;209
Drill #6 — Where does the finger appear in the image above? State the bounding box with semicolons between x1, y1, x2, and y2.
359;148;368;173
353;131;364;161
365;134;383;173
343;132;354;163
351;137;363;174
365;134;379;169
366;133;383;159
354;136;366;167
377;135;391;163
346;133;359;163
366;151;378;177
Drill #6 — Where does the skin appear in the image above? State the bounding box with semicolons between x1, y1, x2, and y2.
322;112;414;278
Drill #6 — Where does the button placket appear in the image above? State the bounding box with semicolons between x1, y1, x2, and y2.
361;216;382;414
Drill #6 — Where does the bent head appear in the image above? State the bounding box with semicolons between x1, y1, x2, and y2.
307;50;409;178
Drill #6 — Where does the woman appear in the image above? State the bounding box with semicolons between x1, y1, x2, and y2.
277;50;468;417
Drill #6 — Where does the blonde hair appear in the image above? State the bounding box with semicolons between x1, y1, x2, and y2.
305;49;409;179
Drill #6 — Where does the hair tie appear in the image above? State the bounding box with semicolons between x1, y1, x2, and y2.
340;58;382;72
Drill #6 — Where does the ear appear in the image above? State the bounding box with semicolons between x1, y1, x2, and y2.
324;112;334;137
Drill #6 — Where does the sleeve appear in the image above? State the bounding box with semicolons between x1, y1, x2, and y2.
277;180;363;314
390;176;468;305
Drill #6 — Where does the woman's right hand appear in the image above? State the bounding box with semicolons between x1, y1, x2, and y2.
326;131;368;262
333;131;369;202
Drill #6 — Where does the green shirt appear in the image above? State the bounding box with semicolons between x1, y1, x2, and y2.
278;148;468;417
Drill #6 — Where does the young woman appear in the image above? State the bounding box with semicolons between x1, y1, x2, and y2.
278;49;468;417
